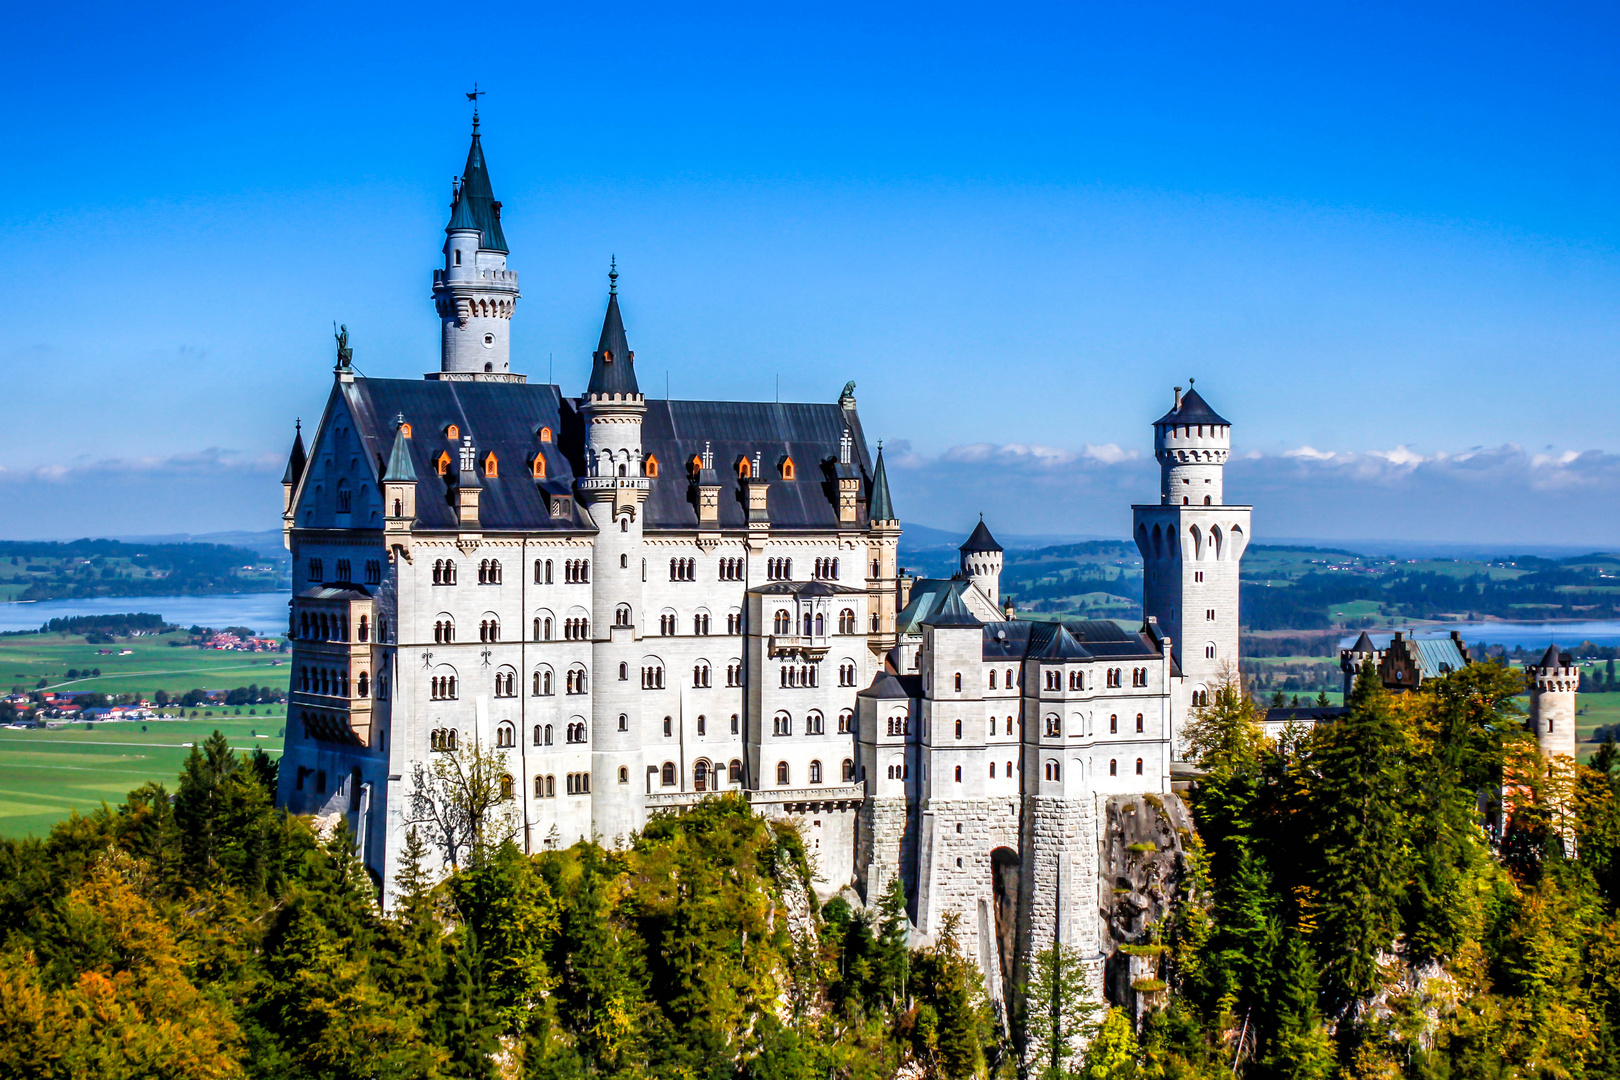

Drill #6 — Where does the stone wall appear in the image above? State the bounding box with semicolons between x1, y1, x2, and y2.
1098;791;1195;1021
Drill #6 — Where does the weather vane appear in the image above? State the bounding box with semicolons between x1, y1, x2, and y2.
609;255;618;294
466;83;484;128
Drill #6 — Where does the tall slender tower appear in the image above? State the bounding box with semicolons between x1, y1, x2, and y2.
1527;644;1577;761
1133;385;1251;726
432;115;522;381
578;266;649;842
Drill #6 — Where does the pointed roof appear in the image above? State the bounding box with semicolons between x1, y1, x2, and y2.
1031;622;1092;660
1155;386;1230;427
586;279;640;397
924;587;982;629
869;445;896;522
281;421;306;485
382;416;417;483
1538;643;1566;670
444;128;508;252
859;671;913;700
1349;631;1376;653
960;516;1002;553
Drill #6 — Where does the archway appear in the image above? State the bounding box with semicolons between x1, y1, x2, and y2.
990;846;1021;1001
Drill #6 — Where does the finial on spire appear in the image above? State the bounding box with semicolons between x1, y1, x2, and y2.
1188;376;1195;386
466;83;484;131
609;255;618;295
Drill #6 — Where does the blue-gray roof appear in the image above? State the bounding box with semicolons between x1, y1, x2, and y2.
869;445;896;522
586;291;639;397
446;130;507;252
327;377;879;534
1412;636;1467;679
1155;387;1230;427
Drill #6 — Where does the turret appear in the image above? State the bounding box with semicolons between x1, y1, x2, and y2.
432;116;522;381
281;420;306;550
1155;384;1230;506
1527;643;1577;761
576;264;650;843
959;517;1004;607
382;415;417;548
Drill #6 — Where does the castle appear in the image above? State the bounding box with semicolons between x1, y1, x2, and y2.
274;122;1252;997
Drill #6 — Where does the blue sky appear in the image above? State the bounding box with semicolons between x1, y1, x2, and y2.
1;1;1617;545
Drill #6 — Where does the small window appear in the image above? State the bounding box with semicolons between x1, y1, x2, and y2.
619;766;629;783
780;456;795;480
399;422;412;438
539;426;553;443
446;424;459;440
644;454;660;478
737;456;752;479
436;451;451;477
1110;759;1118;776
482;451;498;477
1136;758;1144;775
776;761;789;785
531;455;546;479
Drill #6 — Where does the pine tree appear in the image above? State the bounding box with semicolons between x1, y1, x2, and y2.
876;873;911;1008
1258;932;1333;1080
1024;942;1102;1080
1303;660;1413;1014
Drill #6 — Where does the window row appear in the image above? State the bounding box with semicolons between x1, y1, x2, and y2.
297;665;379;699
1104;667;1150;688
812;557;839;580
297;610;381;642
779;664;819;688
769;710;853;736
669;558;696;581
432;559;458;585
531;773;592;797
770;759;855;786
431;675;458;700
766;558;793;581
719;558;744;581
477;559;503;584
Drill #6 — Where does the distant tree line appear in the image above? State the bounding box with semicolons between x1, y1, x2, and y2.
41;612;172;636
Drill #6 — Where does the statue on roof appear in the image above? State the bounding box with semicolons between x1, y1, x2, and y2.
839;380;856;402
334;323;353;369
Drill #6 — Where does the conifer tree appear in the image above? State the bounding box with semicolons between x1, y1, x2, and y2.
1024;942;1101;1080
1303;660;1413;1014
876;873;911;1008
1078;1008;1137;1080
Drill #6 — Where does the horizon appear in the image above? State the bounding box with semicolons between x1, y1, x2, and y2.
3;2;1618;544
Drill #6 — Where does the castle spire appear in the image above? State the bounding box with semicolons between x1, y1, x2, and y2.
869;442;896;523
446;123;507;253
587;267;639;397
282;419;307;486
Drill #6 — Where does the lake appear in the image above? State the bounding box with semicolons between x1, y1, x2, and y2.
0;593;292;636
1341;620;1620;651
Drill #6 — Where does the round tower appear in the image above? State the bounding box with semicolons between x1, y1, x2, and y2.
577;265;649;843
1527;643;1577;761
432;117;522;380
1155;383;1230;506
959;516;1004;608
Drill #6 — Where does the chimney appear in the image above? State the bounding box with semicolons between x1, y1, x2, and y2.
1173;385;1183;411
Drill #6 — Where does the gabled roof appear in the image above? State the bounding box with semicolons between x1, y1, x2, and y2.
924;587;982;629
1410;636;1467;679
752;580;865;596
282;422;307;485
868;445;896;522
446;128;507;252
1155;386;1230;427
586;287;639;398
960;517;1002;553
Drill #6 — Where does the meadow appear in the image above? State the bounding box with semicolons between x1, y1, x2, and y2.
0;627;291;837
0;712;284;838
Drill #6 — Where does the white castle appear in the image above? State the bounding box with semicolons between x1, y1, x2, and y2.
275;122;1252;999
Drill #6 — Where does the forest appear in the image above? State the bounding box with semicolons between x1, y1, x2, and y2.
0;539;286;602
1;661;1618;1078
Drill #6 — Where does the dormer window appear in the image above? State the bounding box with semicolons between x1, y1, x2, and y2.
446;424;459;440
602;350;614;363
436;451;451;477
483;452;498;478
531;455;546;479
737;457;753;479
689;454;703;478
399;422;412;438
538;426;553;443
780;457;795;480
645;454;660;478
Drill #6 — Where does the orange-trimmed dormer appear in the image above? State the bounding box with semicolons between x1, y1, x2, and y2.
436;451;452;477
538;426;553;443
446;424;459;441
399;422;413;438
737;456;753;479
779;456;796;480
645;454;660;478
531;454;546;479
689;454;703;478
483;452;499;478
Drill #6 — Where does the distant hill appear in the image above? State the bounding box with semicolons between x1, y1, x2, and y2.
0;538;289;602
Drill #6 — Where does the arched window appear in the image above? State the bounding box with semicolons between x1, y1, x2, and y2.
619;766;629;784
737;456;752;479
953;672;962;691
1110;759;1118;776
1110;714;1118;734
954;765;962;782
954;719;962;739
496;723;515;748
436;451;451;476
839;608;855;634
357;671;369;697
773;610;791;635
661;762;676;787
776;761;790;785
539;426;553;443
531;454;546;479
730;759;743;783
615;604;632;627
644;454;660;478
814;613;824;636
1136;758;1144;775
842;758;855;782
989;670;997;689
780;456;795;480
808;760;823;784
1136;713;1144;733
694;760;710;791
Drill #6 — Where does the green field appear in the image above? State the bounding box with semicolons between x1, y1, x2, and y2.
0;629;290;698
1577;693;1620;761
0;714;284;838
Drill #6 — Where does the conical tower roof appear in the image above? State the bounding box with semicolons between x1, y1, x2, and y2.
960;516;1002;553
1538;642;1565;670
1349;631;1376;653
382;416;417;483
586;268;639;397
869;444;896;522
281;421;307;485
1155;386;1230;426
444;127;507;252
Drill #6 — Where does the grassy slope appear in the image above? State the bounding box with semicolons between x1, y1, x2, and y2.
0;630;290;697
0;713;284;838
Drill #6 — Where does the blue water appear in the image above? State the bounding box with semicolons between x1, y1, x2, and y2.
1341;620;1620;651
0;592;292;636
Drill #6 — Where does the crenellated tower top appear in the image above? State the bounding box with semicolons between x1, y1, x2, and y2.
1154;381;1231;506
